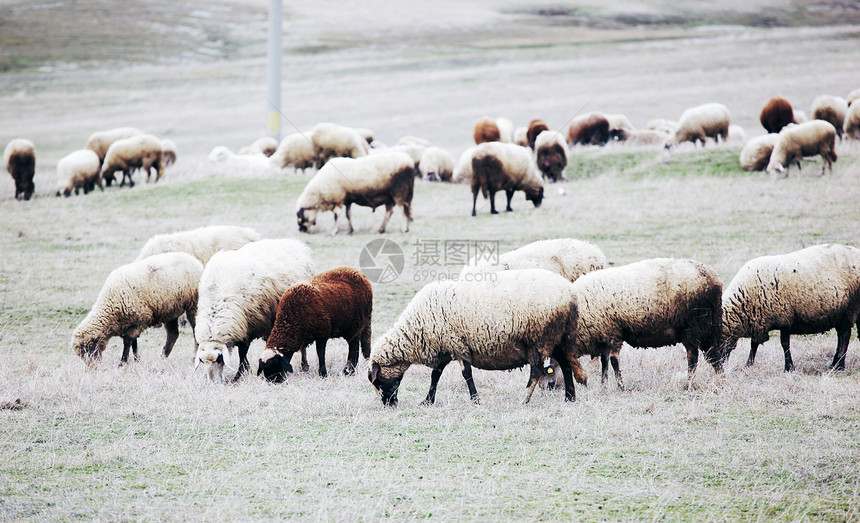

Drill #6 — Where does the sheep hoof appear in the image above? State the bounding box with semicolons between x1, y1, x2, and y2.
301;363;310;372
343;366;356;376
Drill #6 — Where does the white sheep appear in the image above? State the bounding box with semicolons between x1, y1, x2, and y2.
461;238;605;282
56;149;102;197
101;133;164;187
160;139;178;167
765;120;837;176
85;127;143;166
208;146;235;163
310;122;369;167
71;252;203;365
811;95;849;139
136;225;262;265
728;124;746;142
418;146;454;182
513;126;529;147
722;244;860;372
452;146;477;184
533;130;568;182
568;258;723;389
239;136;278;157
380;143;425;173
847;88;860;107
4;138;36;201
270;132;316;172
664;103;730;149
470;142;544;216
739;133;779;171
496;117;514;143
368;269;588;406
605;113;634;133
843;102;860;140
296;151;415;234
194;239;315;382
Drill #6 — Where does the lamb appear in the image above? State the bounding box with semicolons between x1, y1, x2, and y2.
85;127;143;167
567;113;611;146
270;132;316;172
311;122;369;167
843;101;860;140
461;238;605;282
368;269;588;406
765;120;837;176
739;133;780;171
257;267;372;381
418;146;454;182
568;258;723;389
296;151;414;234
239;136;278;157
136;225;262;265
759;96;794;134
527;119;550;149
664;103;730;149
101;133;164;187
496;117;514;143
473;117;501;144
722;244;860;372
194;239;315;382
533;130;568;182
71;252;203;365
4;138;36;201
160;139;178;167
811;95;849;139
470;142;544;216
56;149;102;197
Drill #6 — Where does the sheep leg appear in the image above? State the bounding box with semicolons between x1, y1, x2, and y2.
345;203;354;235
830;327;850;371
780;329;795;372
522;363;544;405
489;190;499;214
344;337;359;376
186;308;198;351
162;318;180;358
554;357;583;402
471;189;479;217
599;350;610;384
685;343;699;374
297;347;309;372
746;341;760;367
120;336;135;365
401;202;412;233
377;203;394;234
232;341;251;382
422;357;452;406
315;339;328;377
609;352;623;390
329;210;339;235
461;361;480;404
504;190;514;212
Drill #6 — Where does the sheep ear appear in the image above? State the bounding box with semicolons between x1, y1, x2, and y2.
216;353;224;365
370;362;381;384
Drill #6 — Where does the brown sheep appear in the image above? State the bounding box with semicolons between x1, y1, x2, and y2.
526;119;550;149
470;142;544;216
567;113;611;146
4;139;36;201
257;267;373;382
759;96;795;134
473;117;501;144
533;130;568;182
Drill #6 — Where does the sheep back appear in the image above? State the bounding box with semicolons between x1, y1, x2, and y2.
527;119;550;149
739;133;779;171
668;103;730;147
463;238;605;282
310;123;369;166
843;102;860;140
759;97;794;134
136;225;262;265
811;95;849;138
85;127;143;164
271;132;315;171
4;138;36;201
567;113;611;146
473;117;501;144
418;146;454;182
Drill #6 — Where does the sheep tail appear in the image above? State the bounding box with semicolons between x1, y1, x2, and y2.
360;321;372;359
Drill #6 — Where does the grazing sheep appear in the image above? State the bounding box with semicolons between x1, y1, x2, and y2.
739;133;780;171
239;136;278;157
569;258;723;389
452;146;477;184
136;225;262;265
101;133;164;187
296;151;414;234
71;252;203;365
368;269;588;406
4;138;36;201
473;117;501;144
160;139;178;167
533;130;568;182
760;96;795;134
470;142;544;216
310;122;369;167
847;88;860;107
271;132;316;172
354;128;375;146
811;95;849;139
843;102;860;140
610;128;668;147
513;126;529;147
766;120;837;176
418;146;454;182
728;125;746;142
605;114;634;134
56;149;102;197
85;127;143;167
664;103;730;149
496;118;514;143
527;119;550;149
722;244;860;372
258;267;372;381
462;238;605;283
567;113;611;146
195;239;315;382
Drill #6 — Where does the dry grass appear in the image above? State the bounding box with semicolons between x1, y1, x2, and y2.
2;1;860;520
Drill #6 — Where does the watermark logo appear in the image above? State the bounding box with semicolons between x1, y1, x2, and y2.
359;239;405;284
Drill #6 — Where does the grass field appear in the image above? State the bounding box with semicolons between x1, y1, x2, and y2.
2;1;860;520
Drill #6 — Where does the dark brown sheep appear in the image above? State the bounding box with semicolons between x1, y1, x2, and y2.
4;139;36;201
759;96;795;134
470;142;544;216
567;113;611;146
257;267;373;382
526;119;549;149
473;117;501;144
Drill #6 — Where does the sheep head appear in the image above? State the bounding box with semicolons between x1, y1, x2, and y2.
525;186;544;208
368;361;409;407
296;208;317;233
71;333;106;364
256;347;294;383
195;343;227;382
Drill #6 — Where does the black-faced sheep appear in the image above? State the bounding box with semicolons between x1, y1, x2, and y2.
664;103;730;149
533;130;568;182
739;133;779;171
271;132;316;172
473;117;501;144
567;113;611;146
4;139;36;201
136;225;262;265
311;122;369;167
368;269;588;406
568;258;723;390
759;96;795;134
418;146;454;182
811;95;849;139
470;142;544;216
527;119;550;149
85;127;143;168
257;267;372;382
56;149;102;197
101;133;164;187
296;151;414;235
194;239;316;382
843;102;860;140
766;120;837;176
722;244;860;372
71;252;203;365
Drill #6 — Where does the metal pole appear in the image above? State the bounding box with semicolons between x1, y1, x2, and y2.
267;0;282;141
